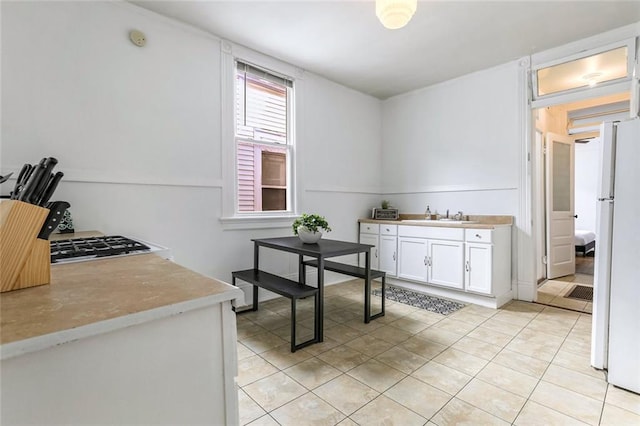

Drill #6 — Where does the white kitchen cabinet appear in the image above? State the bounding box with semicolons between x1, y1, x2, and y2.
359;223;379;270
363;222;512;305
398;233;464;290
465;242;492;294
398;236;428;282
379;224;397;277
398;225;465;289
463;228;511;297
428;239;464;289
398;236;464;289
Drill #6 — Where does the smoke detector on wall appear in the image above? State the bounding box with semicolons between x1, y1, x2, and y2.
129;30;146;47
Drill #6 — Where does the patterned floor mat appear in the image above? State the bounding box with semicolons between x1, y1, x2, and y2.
565;284;593;301
373;286;465;315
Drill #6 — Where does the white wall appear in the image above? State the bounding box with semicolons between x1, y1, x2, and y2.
0;1;382;289
575;138;600;233
380;61;521;217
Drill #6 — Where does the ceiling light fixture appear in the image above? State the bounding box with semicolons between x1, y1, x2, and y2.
582;72;603;87
376;0;417;30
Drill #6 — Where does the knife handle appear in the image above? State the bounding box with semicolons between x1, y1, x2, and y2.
37;171;63;206
29;157;58;204
38;201;70;240
19;159;47;203
11;164;34;200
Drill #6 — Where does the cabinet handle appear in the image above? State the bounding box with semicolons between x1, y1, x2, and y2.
465;260;470;272
424;256;428;266
393;252;396;261
375;248;378;258
475;234;482;239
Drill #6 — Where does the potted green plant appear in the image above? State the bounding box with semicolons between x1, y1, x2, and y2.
292;214;331;244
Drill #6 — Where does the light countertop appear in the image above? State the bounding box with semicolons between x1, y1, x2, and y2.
359;214;513;229
0;254;243;359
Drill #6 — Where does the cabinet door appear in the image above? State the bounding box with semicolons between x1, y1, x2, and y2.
359;233;379;270
398;237;428;282
379;235;397;277
428;240;464;289
465;242;493;295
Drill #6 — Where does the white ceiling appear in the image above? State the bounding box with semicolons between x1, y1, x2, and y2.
131;1;640;99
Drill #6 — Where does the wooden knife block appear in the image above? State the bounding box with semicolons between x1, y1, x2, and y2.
0;200;51;293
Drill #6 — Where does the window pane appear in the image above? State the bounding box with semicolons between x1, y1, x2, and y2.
237;142;288;212
236;73;288;144
553;142;571;212
537;47;628;96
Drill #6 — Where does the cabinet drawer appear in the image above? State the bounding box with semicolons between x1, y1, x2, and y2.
360;223;379;234
380;224;397;236
465;229;493;243
399;225;464;241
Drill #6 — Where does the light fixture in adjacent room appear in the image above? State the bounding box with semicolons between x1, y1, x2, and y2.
582;72;603;87
376;0;417;30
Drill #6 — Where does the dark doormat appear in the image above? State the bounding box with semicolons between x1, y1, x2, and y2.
565;284;593;301
373;286;465;315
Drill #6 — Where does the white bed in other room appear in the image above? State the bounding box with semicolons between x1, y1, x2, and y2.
575;229;596;255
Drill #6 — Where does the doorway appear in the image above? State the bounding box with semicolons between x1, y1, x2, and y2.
533;93;630;313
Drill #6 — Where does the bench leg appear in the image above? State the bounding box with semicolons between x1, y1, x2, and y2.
291;298;297;352
364;277;371;324
382;275;386;315
252;284;259;311
290;293;320;353
368;276;386;321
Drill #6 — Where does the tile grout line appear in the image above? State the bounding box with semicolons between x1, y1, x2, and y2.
425;302;544;424
510;307;605;425
239;286;620;426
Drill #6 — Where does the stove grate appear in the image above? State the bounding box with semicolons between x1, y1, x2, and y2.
50;236;151;263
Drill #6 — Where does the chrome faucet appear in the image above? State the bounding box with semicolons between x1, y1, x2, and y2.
454;211;464;220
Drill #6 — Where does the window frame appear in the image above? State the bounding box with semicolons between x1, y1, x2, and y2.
531;38;636;108
220;41;302;228
234;62;293;214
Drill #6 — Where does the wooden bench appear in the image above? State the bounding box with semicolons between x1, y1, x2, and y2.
231;269;319;352
301;260;385;323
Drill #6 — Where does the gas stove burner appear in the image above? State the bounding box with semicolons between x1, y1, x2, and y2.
50;236;152;263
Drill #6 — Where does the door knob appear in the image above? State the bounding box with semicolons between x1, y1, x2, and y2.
574;215;578;218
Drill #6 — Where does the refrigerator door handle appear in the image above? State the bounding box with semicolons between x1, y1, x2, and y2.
598;198;614;202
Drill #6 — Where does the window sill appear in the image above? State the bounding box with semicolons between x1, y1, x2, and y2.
219;214;299;231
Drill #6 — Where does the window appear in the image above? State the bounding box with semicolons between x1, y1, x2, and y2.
235;61;293;213
536;46;628;97
531;38;636;105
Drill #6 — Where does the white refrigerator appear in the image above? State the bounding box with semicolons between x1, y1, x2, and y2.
591;118;640;394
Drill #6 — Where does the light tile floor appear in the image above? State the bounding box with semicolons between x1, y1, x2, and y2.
237;279;640;426
537;255;594;314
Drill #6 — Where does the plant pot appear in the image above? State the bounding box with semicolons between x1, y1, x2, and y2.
297;226;322;244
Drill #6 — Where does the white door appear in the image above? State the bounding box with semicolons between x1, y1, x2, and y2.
359;233;379;270
397;237;428;282
379;236;397;277
545;132;576;279
428;240;464;289
465;242;492;295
